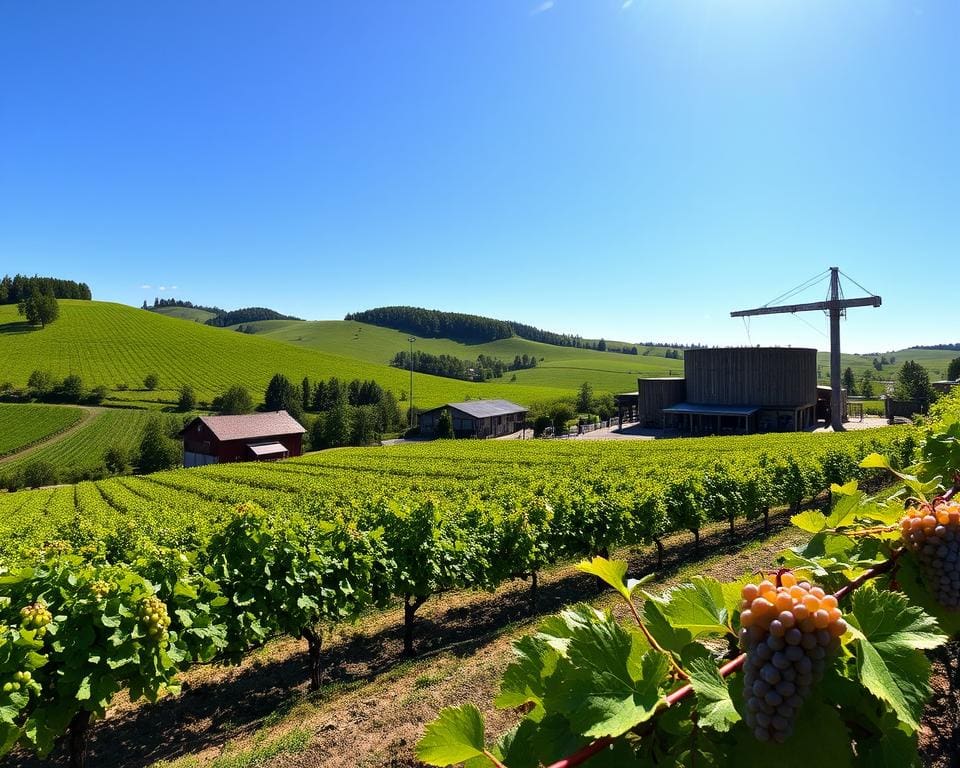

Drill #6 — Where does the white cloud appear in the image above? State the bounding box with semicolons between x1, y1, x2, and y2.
170;285;178;290
140;284;152;290
531;1;554;15
158;286;167;291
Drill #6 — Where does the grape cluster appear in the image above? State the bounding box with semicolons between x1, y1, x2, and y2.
738;572;846;742
138;596;171;642
90;580;112;600
900;500;960;609
19;602;52;637
2;670;32;694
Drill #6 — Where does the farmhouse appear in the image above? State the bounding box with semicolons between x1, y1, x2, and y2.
179;411;306;468
417;399;527;438
633;347;820;435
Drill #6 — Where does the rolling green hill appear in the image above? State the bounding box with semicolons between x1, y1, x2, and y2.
815;348;959;386
0;301;571;409
231;319;683;393
149;305;218;323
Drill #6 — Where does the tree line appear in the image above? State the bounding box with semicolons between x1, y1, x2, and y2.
0;274;91;304
143;298;303;327
391;349;537;381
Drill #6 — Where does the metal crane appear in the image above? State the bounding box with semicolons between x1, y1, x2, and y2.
731;267;881;431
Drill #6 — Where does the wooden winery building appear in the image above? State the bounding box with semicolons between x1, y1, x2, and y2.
632;347;819;434
417;399;528;439
180;411;306;468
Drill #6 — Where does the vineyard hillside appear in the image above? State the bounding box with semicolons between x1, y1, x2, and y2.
148;305;218;323
0;301;570;409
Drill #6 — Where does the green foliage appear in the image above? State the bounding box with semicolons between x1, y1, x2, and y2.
435;409;454;439
21;461;57;489
27;370;56;398
176;384;196;412
0;403;83;458
103;445;128;475
213;385;254;415
17;293;59;328
842;366;857;396
893;360;936;404
948;356;960;382
138;418;180;473
59;374;83;403
576;381;594;414
143;372;159;391
264;373;302;419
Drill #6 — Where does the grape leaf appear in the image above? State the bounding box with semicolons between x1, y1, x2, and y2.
731;699;853;768
494;634;558;713
576;558;644;601
415;704;488;766
642;577;730;638
847;587;946;731
791;510;827;533
857;728;919;768
545;610;669;738
685;652;741;732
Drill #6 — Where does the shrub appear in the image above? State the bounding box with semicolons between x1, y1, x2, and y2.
22;460;57;489
143;373;159;391
87;384;108;404
59;374;83;403
177;384;197;412
213;385;253;415
104;446;128;475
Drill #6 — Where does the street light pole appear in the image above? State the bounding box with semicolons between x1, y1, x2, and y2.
408;336;416;429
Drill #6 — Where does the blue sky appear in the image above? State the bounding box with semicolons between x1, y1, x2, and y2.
1;1;957;352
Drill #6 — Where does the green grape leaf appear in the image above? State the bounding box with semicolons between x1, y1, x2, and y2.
576;558;639;600
415;704;488;766
685;652;741;732
731;699;853;767
791;510;827;533
642;598;691;654
494;634;557;712
546;608;669;738
895;553;960;638
847;587;946;731
857;728;919;768
643;577;730;639
859;453;894;471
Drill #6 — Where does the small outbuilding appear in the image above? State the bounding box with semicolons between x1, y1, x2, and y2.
417;399;527;439
179;411;306;468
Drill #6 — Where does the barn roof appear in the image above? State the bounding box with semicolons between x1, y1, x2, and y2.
181;411;306;441
425;399;527;419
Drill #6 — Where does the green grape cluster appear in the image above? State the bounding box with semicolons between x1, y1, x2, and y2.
2;670;32;694
138;596;171;642
90;580;112;600
19;602;53;636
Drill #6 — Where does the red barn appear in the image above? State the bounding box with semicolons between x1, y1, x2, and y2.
179;411;306;468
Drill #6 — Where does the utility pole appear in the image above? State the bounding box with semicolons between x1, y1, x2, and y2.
408;336;416;429
731;267;881;432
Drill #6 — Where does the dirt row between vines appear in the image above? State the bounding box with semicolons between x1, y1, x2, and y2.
9;505;959;768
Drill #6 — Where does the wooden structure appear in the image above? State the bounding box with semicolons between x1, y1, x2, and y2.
636;378;687;427
179;411;306;468
417;399;527;439
731;268;881;431
614;391;640;424
933;380;959;396
630;349;818;434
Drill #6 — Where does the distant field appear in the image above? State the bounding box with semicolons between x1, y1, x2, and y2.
815;348;958;385
0;302;572;409
0;403;84;458
149;306;218;323
235;319;682;393
1;408;157;477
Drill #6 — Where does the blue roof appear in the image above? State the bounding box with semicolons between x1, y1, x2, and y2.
662;403;759;417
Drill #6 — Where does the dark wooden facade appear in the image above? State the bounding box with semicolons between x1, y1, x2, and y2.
418;400;527;439
684;348;818;408
637;378;687;427
180;412;305;467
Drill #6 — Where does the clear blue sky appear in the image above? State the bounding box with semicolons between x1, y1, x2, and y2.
1;1;957;352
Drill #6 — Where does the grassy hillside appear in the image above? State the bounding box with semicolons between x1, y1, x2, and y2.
815;347;959;386
233;319;683;393
0;301;571;409
149;305;218;323
0;403;84;458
